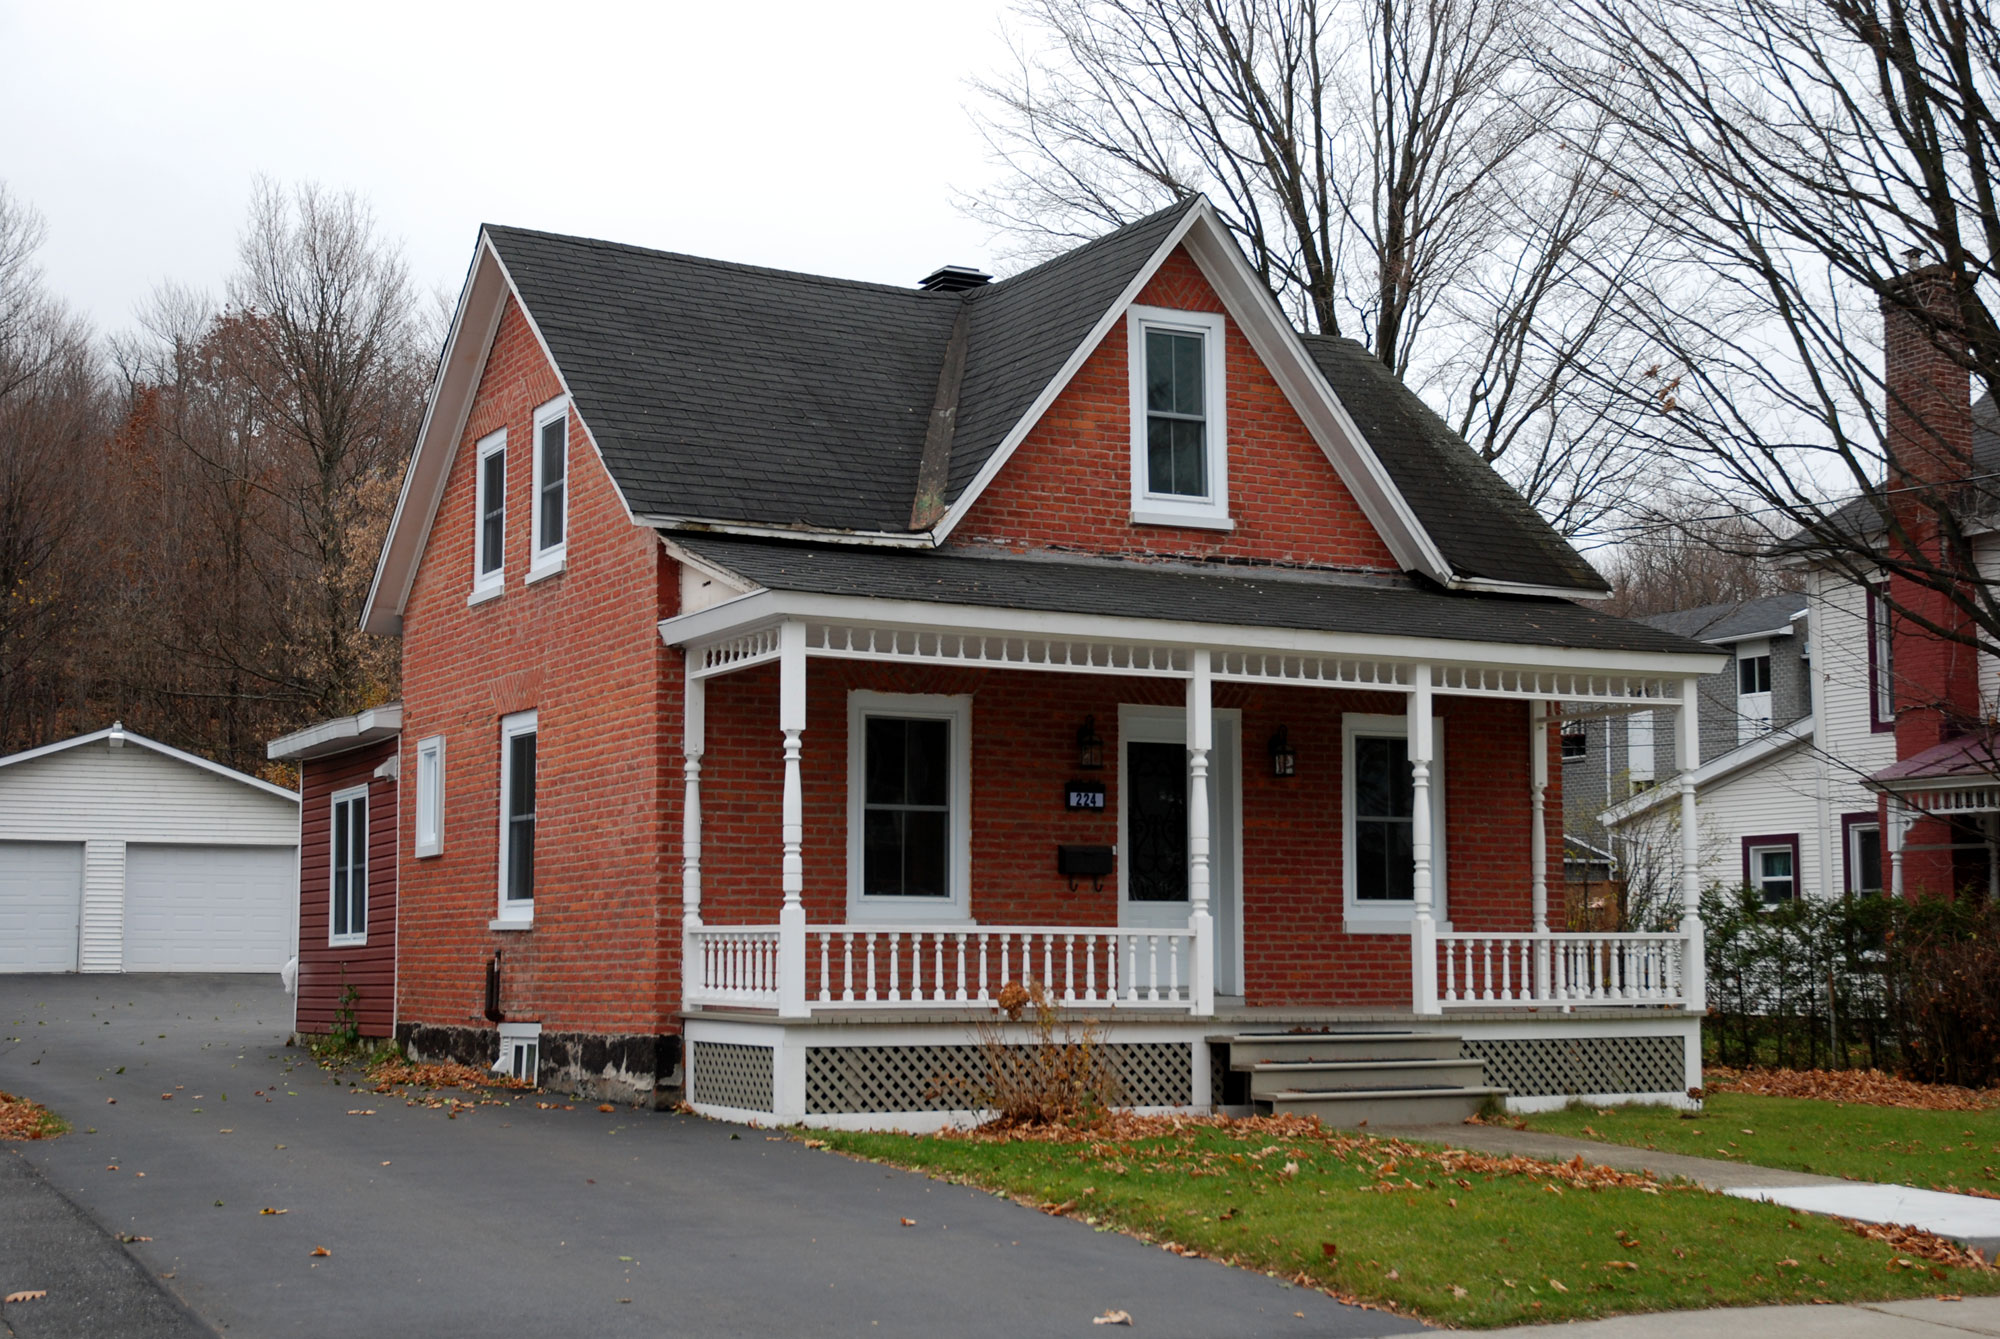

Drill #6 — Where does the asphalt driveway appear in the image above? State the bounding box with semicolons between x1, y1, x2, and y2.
0;975;1421;1338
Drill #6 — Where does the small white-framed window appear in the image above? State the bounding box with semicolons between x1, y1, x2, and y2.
1869;583;1896;730
1746;838;1797;905
1342;713;1446;931
1627;710;1654;784
414;735;445;858
495;1020;541;1084
496;710;538;924
1127;304;1231;530
1846;819;1883;895
471;428;507;599
529;395;568;578
846;691;972;922
1560;720;1587;761
1736;639;1773;742
329;784;369;946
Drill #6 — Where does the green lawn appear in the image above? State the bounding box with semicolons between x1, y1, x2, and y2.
817;1120;1999;1328
1518;1093;2000;1192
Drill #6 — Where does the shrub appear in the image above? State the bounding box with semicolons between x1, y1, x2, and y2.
954;980;1122;1129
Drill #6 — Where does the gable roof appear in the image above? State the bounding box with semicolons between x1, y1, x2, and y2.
1640;591;1808;644
669;533;1702;657
0;724;299;803
365;198;1612;633
1600;715;1813;827
1781;392;2000;556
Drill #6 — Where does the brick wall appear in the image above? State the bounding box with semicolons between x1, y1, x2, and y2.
696;660;1542;1007
297;738;398;1037
396;296;680;1042
949;247;1402;572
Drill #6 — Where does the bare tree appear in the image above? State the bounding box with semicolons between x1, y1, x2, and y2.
1542;0;2000;660
1600;491;1804;618
967;0;1652;533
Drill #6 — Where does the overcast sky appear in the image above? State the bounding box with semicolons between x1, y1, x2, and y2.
1;0;1016;335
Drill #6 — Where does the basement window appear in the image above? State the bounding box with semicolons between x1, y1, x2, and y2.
1127;305;1230;530
471;428;506;601
496;1021;541;1085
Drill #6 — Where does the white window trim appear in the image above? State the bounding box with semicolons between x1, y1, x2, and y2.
845;690;973;923
414;735;445;858
1627;710;1654;783
329;783;369;947
495;1020;542;1083
496;709;538;926
1736;638;1774;742
1127;304;1232;530
529;395;569;580
1341;712;1447;933
471;427;507;599
1748;841;1798;904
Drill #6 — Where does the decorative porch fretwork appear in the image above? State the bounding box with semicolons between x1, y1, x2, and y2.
804;622;1192;677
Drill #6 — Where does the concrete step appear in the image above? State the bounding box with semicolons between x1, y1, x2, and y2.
1218;1031;1463;1068
1247;1057;1489;1100
1258;1085;1508;1127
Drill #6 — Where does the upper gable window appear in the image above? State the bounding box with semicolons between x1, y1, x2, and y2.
1127;305;1230;529
530;396;568;579
472;428;507;600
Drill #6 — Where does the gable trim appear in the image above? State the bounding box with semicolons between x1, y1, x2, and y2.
0;725;300;804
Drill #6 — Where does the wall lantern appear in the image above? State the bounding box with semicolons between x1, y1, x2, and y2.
1268;726;1297;778
1076;715;1105;771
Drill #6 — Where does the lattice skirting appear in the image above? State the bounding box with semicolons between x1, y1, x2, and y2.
806;1041;1191;1115
689;1040;775;1111
1461;1035;1684;1098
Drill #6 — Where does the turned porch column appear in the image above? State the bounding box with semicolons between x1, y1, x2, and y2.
681;668;705;1010
1186;649;1216;1016
1889;795;1908;897
1676;677;1706;1012
1529;700;1550;1000
778;620;808;1018
1410;664;1441;1015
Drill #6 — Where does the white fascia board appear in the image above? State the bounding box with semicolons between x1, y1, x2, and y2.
1600;717;1814;826
1704;624;1798;645
643;517;932;547
267;704;406;762
0;725;299;803
657;587;1727;680
1451;576;1612;601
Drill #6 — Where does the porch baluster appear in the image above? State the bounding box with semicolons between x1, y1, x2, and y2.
1481;939;1494;1002
842;933;854;1003
865;932;878;1003
1168;934;1180;1002
976;935;989;1002
1041;934;1054;994
890;933;903;1002
1108;933;1121;1001
933;933;946;1003
955;933;968;1002
1443;938;1457;1002
1146;935;1160;1003
1063;935;1076;1003
818;933;830;1003
1085;934;1097;1002
1501;938;1513;1001
1000;935;1011;994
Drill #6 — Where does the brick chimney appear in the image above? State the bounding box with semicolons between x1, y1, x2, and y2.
1880;258;1979;756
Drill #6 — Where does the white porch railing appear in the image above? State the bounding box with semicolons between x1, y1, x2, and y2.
1428;930;1692;1009
686;925;1198;1013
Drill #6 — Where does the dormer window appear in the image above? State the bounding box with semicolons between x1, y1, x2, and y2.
1127;305;1230;529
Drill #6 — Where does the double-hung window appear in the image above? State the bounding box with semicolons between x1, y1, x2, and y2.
1736;641;1773;742
1745;836;1798;905
497;711;537;924
847;691;971;920
1342;714;1445;929
1127;305;1230;529
472;428;506;600
1869;583;1895;729
414;735;445;858
530;396;568;578
329;785;368;945
1845;818;1883;896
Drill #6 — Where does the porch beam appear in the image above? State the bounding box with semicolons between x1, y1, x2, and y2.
1186;649;1215;1017
778;620;808;1018
1409;664;1441;1015
1675;676;1705;1012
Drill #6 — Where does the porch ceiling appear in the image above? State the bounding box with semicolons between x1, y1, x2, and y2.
660;536;1720;705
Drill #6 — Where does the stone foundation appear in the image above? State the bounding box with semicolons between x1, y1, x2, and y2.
396;1023;684;1107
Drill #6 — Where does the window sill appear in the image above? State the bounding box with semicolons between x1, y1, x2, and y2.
467;582;504;608
329;935;367;948
526;554;566;585
414;845;442;859
489;916;534;932
1130;507;1234;531
1343;911;1452;936
844;901;974;925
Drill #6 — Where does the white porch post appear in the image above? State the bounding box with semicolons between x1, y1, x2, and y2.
1186;649;1216;1016
681;668;705;1010
1529;701;1550;1000
1889;796;1907;897
1410;664;1441;1015
1676;677;1706;1012
778;620;808;1018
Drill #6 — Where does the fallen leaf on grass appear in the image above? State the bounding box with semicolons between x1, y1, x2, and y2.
310;1247;330;1257
1777;1258;1800;1268
1548;1279;1569;1293
1320;1242;1337;1259
1093;1310;1133;1326
1451;1285;1469;1298
1606;1260;1638;1271
5;1290;47;1303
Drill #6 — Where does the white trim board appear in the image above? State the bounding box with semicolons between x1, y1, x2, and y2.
2;725;299;804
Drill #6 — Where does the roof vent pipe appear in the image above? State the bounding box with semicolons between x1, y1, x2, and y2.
919;265;992;293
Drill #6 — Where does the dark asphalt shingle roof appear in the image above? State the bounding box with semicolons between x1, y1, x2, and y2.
1641;592;1808;643
671;534;1708;656
1782;392;2000;552
486;202;1607;593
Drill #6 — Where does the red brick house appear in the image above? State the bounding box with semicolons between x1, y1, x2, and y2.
353;197;1722;1124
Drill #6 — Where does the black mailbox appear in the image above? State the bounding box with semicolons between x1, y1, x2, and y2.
1058;844;1115;879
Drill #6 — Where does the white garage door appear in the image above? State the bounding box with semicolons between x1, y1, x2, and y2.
0;841;82;972
124;844;295;973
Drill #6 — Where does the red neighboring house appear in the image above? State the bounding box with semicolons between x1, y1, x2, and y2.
330;197;1722;1124
267;705;402;1038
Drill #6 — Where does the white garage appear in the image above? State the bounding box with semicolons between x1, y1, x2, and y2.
0;725;298;974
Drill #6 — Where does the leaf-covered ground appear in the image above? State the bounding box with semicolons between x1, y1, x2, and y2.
817;1115;1999;1328
0;1089;67;1140
1518;1092;2000;1194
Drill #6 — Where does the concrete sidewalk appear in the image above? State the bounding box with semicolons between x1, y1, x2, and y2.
1386;1122;2000;1259
1474;1297;2000;1337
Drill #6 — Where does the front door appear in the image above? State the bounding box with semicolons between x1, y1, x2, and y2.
1117;706;1241;996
